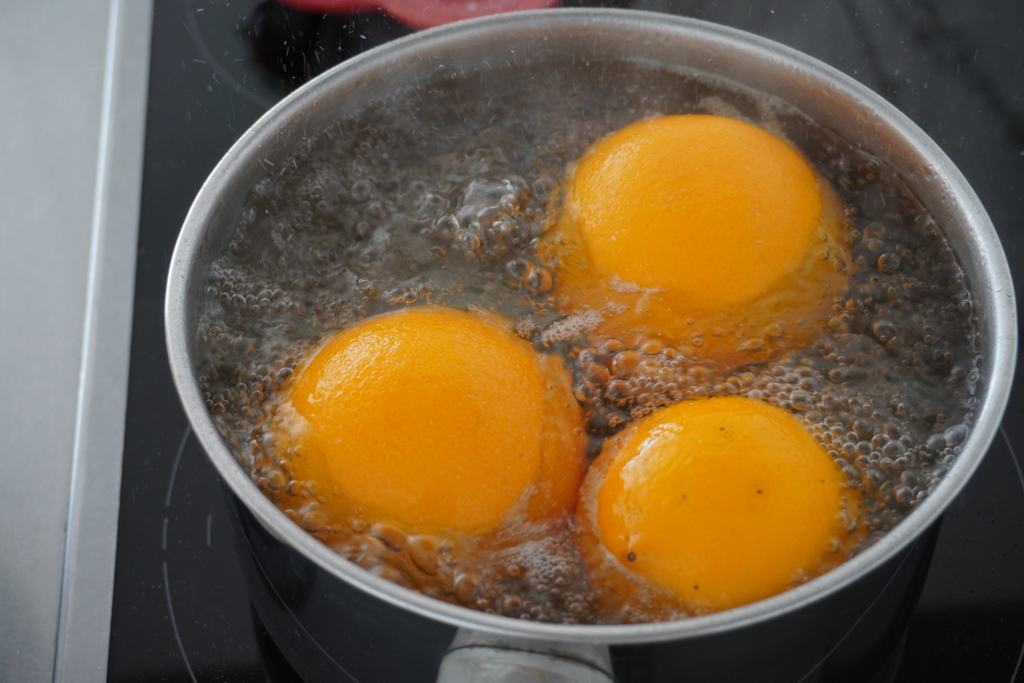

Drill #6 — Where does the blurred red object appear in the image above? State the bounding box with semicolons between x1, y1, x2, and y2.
278;0;560;29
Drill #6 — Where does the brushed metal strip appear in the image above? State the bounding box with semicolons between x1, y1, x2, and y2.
0;1;114;679
52;0;152;680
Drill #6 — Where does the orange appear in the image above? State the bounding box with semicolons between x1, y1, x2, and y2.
278;306;585;536
543;115;850;364
577;397;856;612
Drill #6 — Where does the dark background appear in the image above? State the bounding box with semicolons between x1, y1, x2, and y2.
107;1;1024;680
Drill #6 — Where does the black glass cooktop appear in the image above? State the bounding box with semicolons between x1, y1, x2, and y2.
107;1;1024;680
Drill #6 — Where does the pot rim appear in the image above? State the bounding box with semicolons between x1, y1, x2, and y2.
165;7;1017;644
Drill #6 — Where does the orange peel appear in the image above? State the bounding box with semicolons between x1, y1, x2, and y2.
279;306;586;537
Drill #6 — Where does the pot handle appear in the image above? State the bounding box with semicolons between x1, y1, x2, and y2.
436;629;615;683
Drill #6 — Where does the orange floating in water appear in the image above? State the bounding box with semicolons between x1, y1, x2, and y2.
277;306;586;537
578;396;858;613
544;114;851;365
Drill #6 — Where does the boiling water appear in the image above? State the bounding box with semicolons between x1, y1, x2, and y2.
196;58;980;624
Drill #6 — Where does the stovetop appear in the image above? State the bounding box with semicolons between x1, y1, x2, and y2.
106;1;1024;681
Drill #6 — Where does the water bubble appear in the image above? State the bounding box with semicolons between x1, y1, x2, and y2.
370;523;407;551
892;485;915;506
351;180;373;201
790;390;814;410
532;176;556;199
877;253;901;274
523;263;553;293
944;424;968;447
584;361;610;385
899;470;922;488
453;572;477;604
407;535;440;575
871;319;899;345
641;340;665;355
881;440;905;458
865;468;886;488
612;351;641;377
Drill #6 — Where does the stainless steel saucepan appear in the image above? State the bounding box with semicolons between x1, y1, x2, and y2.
166;10;1016;682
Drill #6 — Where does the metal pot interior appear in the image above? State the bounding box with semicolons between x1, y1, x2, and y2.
166;8;1016;644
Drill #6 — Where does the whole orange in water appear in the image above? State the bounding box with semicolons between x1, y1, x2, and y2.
277;306;586;537
544;114;850;364
577;397;858;613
